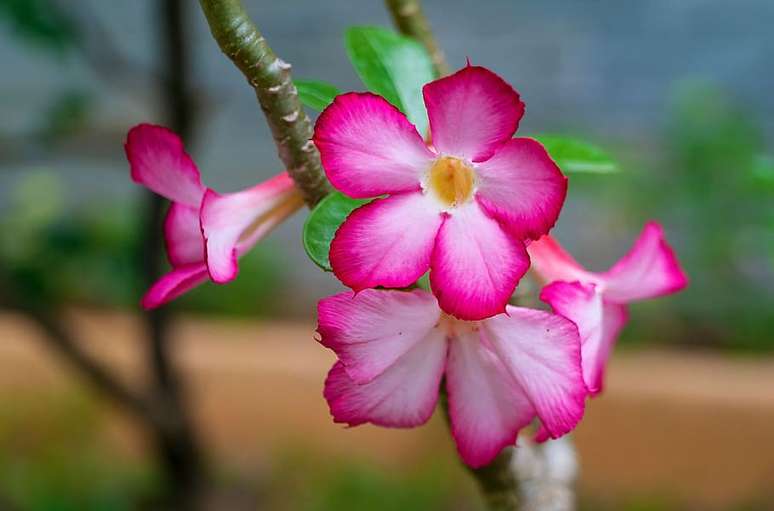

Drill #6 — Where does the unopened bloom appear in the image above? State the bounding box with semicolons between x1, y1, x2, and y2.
125;124;303;308
318;288;586;468
529;222;688;397
314;65;567;321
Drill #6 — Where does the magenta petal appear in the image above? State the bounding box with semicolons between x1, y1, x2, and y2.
601;222;689;302
323;328;447;428
429;202;529;320
314;92;434;198
423;66;524;162
482;307;586;440
527;235;592;285
330;193;443;291
125;124;204;207
140;263;209;309
200;173;301;284
164;203;205;267
446;330;534;468
317;289;441;384
476;138;567;240
540;281;605;394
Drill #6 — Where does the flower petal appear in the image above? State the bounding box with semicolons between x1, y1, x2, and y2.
600;222;689;302
323;328;447;427
527;235;592;285
125;124;204;207
201;173;302;284
429;202;529;320
476;138;567;240
482;306;586;440
317;289;441;384
540;281;607;394
446;329;534;468
164;203;205;266
423;65;524;162
314;92;434;198
330;193;443;291
140;263;209;309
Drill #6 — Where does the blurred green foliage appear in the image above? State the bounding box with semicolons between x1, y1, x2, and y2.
0;392;156;510
0;0;75;53
610;82;774;351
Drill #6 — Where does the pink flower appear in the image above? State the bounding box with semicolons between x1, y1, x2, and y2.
317;288;586;468
314;65;567;321
529;222;688;397
125;124;303;308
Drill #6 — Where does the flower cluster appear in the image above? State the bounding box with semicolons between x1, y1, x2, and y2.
313;65;687;467
125;124;304;308
125;64;687;470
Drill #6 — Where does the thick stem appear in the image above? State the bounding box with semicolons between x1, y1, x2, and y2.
198;0;331;207
384;0;449;76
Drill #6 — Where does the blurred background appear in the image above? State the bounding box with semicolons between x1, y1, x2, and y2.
0;0;772;510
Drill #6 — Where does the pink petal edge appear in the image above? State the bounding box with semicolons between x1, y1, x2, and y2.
423;65;524;162
313;92;434;198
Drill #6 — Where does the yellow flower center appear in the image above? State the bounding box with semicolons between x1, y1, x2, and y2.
427;156;475;207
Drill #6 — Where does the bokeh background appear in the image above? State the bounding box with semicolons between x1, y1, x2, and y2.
0;1;772;510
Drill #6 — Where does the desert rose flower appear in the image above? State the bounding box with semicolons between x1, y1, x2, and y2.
125;124;303;308
529;222;688;397
317;288;586;468
314;65;567;321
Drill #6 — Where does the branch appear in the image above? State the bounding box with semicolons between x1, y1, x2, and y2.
384;0;449;76
198;0;331;207
512;435;578;511
0;274;169;432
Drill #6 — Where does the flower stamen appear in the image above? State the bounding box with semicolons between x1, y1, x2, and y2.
428;156;475;207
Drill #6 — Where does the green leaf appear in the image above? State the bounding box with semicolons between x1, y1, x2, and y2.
303;192;371;271
0;0;76;53
295;79;341;112
345;26;434;136
532;135;619;174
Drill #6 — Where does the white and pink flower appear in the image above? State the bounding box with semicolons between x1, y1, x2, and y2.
314;65;567;321
529;222;688;397
317;288;587;468
125;124;303;308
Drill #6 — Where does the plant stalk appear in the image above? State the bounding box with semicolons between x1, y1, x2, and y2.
198;0;331;207
384;0;449;76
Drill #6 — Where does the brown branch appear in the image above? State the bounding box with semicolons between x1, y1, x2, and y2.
384;0;449;76
0;273;168;432
198;0;331;207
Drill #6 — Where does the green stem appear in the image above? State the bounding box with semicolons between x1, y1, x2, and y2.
384;0;449;76
198;0;331;207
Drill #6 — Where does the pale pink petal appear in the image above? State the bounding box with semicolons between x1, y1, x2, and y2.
140;263;209;309
600;222;688;302
429;202;529;320
200;173;302;284
596;301;629;394
540;281;605;394
164;203;205;266
313;92;434;198
317;289;441;384
475;138;567;240
330;193;443;291
446;329;534;468
527;235;593;285
323;327;447;427
125;124;204;207
423;65;524;162
482;307;586;440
